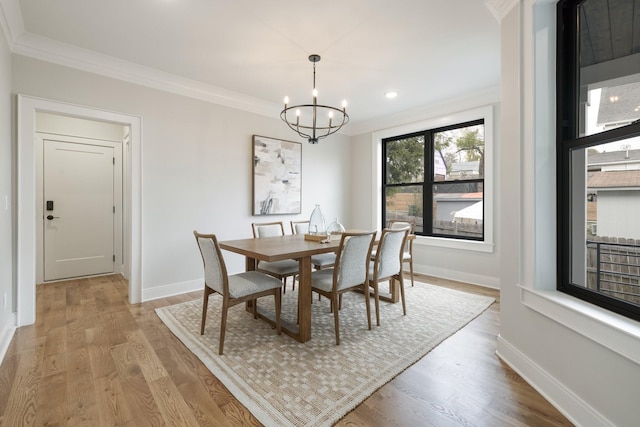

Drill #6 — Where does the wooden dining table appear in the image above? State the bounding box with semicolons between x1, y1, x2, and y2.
219;234;341;343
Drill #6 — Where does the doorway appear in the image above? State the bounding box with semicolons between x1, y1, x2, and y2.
17;95;142;326
37;132;122;282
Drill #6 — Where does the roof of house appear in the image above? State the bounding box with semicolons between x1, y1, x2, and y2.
450;161;479;173
588;170;640;189
588;148;640;165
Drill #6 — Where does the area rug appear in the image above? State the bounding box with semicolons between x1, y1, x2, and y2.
156;281;494;427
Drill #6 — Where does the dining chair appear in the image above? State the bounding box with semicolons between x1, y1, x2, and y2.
194;231;282;355
310;231;376;345
387;219;415;287
290;220;336;270
368;227;409;326
251;221;300;293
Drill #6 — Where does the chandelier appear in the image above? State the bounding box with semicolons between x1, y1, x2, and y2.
280;54;349;144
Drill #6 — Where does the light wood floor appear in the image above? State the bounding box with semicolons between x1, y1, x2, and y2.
0;274;572;426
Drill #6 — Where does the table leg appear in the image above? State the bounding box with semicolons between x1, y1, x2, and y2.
245;255;312;343
389;277;400;303
295;256;312;342
246;256;257;311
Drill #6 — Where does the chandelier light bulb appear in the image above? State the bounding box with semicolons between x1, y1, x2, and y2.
296;109;301;117
284;96;289;105
312;88;318;98
328;111;334;118
341;100;348;109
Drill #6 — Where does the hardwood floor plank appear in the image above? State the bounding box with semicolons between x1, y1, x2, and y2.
0;274;572;427
110;342;166;427
1;342;46;427
93;372;134;426
34;371;66;426
147;376;201;426
66;348;100;427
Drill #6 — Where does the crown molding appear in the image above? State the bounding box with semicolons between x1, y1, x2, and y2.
0;0;24;48
12;32;281;118
484;0;520;21
0;0;280;120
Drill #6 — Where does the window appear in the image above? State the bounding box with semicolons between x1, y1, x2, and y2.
557;0;640;321
382;120;485;241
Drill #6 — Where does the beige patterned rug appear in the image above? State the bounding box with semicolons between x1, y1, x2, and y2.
156;281;494;427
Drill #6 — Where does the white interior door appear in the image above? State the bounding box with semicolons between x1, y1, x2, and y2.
44;140;114;281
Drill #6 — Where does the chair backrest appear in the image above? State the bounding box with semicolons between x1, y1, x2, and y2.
388;220;414;233
252;221;286;238
291;220;309;235
193;231;228;295
333;231;376;291
373;228;409;280
388;220;413;253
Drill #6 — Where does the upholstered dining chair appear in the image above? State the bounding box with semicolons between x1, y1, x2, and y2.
387;220;415;287
368;227;409;326
193;231;282;355
290;220;336;270
310;231;376;345
251;221;300;293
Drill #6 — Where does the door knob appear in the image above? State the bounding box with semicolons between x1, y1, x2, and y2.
46;215;60;220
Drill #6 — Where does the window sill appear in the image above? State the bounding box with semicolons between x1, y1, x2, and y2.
415;236;494;253
520;286;640;366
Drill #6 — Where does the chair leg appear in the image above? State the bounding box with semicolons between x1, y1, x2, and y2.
332;294;340;345
282;277;287;294
373;281;380;326
252;298;258;319
398;273;407;315
275;289;282;335
200;287;210;335
364;284;372;330
219;301;229;355
408;259;414;287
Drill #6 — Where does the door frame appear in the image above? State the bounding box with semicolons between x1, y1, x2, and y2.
17;94;142;326
37;134;123;283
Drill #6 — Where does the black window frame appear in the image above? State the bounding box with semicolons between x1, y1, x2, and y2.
556;0;640;321
382;119;485;241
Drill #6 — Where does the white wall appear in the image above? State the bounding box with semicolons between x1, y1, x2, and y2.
350;100;502;289
0;15;15;360
497;2;640;426
12;55;352;301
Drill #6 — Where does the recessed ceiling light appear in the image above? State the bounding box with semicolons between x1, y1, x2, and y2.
385;91;398;99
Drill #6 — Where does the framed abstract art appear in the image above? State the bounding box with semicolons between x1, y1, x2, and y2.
252;135;302;215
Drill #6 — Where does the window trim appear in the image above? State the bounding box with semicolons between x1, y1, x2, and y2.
556;0;640;322
372;105;495;253
513;0;640;371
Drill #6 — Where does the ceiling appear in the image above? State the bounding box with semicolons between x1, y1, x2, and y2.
4;0;502;135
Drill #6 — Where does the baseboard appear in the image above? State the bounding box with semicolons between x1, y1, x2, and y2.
0;313;16;365
142;279;202;302
414;263;500;289
496;335;614;427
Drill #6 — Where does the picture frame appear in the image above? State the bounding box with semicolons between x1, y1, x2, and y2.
252;135;302;215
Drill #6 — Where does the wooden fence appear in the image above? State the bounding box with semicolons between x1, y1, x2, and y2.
587;236;640;306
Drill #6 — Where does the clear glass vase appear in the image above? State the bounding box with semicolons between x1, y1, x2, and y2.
326;217;345;235
308;204;326;235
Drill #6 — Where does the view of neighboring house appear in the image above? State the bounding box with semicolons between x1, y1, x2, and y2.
586;82;640;239
435;160;482;223
449;160;480;179
587;149;640;239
